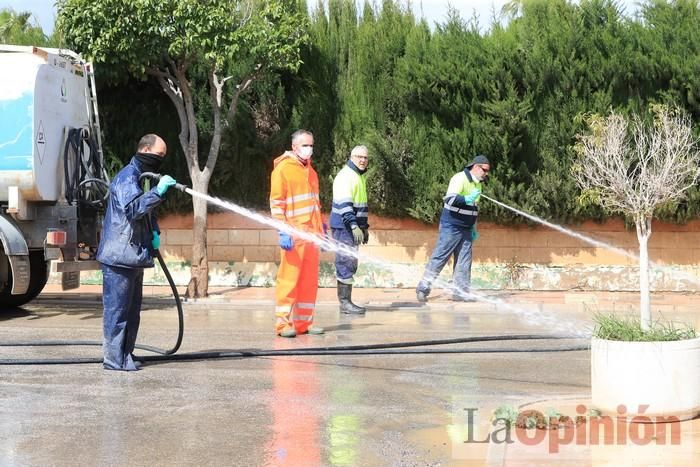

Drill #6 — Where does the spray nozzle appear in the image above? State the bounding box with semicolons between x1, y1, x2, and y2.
139;172;188;193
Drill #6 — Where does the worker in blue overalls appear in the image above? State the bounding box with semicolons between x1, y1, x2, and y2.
96;134;177;371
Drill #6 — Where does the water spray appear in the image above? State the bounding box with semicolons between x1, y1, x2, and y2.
481;194;637;262
182;188;589;337
480;193;700;288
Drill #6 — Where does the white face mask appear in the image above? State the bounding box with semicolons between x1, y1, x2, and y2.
471;165;488;182
298;146;313;160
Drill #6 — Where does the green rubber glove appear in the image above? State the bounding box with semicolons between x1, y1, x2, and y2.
152;231;161;249
471;226;479;242
156;175;177;197
464;187;481;205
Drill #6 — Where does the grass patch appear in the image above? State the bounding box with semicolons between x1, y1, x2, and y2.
593;313;697;342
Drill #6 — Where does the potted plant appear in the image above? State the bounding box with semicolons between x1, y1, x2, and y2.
573;106;700;420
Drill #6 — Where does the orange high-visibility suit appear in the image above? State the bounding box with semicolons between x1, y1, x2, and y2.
270;151;323;334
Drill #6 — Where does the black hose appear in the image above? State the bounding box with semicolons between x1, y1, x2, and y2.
0;334;589;365
63;128;108;208
77;177;110;205
135;172;185;355
140;249;184;355
140;172;189;193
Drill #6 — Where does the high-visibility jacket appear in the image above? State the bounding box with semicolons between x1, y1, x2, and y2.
270;151;323;234
330;160;368;230
439;169;482;228
269;151;322;334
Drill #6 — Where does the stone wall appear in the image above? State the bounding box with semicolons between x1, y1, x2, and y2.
77;212;700;291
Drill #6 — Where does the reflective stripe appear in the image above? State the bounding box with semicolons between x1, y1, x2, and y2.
270;199;285;206
271;208;284;216
443;192;460;200
295;302;315;310
276;305;292;313
332;206;354;215
293;314;313;321
286;192;316;204
354;202;368;208
356;212;369;218
443;204;478;216
288;205;318;217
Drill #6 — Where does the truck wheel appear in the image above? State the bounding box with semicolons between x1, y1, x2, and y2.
0;251;49;308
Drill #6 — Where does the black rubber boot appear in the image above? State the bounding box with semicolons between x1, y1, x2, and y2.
337;281;366;314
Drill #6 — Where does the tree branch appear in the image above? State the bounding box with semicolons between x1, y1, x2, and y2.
226;64;263;124
575;109;700;220
147;67;191;165
173;65;200;176
202;65;263;175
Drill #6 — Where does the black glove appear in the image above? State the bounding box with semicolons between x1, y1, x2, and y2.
361;227;369;244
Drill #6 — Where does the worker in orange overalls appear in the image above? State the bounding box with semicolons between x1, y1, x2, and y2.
270;129;325;338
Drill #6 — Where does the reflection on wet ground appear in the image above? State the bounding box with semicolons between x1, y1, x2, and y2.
0;297;697;465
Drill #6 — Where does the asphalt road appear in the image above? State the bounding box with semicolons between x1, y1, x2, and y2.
0;296;603;466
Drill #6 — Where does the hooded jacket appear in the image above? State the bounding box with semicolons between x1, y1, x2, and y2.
96;156;164;268
269;151;323;234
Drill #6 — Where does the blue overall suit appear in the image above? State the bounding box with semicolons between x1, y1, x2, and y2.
96;156;165;371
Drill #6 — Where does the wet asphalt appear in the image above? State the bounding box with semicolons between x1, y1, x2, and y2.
1;296;597;466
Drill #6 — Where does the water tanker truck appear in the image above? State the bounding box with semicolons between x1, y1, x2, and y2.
0;45;108;307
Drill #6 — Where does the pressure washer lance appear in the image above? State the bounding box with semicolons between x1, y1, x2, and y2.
140;172;190;194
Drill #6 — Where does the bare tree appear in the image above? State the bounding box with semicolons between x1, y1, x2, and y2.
573;107;700;330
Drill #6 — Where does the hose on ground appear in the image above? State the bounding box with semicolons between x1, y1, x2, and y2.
0;334;589;365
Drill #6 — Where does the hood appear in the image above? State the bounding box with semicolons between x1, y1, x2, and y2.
274;151;304;168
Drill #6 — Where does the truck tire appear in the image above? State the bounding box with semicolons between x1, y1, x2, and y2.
0;250;49;308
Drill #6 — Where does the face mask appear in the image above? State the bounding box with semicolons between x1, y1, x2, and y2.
135;152;163;173
297;146;313;160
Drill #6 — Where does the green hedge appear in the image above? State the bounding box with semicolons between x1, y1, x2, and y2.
97;0;700;224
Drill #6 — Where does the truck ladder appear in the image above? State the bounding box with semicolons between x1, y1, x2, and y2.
84;63;105;168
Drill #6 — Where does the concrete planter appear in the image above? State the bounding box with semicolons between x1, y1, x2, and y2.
591;336;700;420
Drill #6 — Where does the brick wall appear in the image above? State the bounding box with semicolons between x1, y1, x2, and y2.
105;211;698;291
157;212;697;266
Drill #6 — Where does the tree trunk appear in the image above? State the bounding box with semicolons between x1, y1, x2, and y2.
635;217;652;331
185;176;210;298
